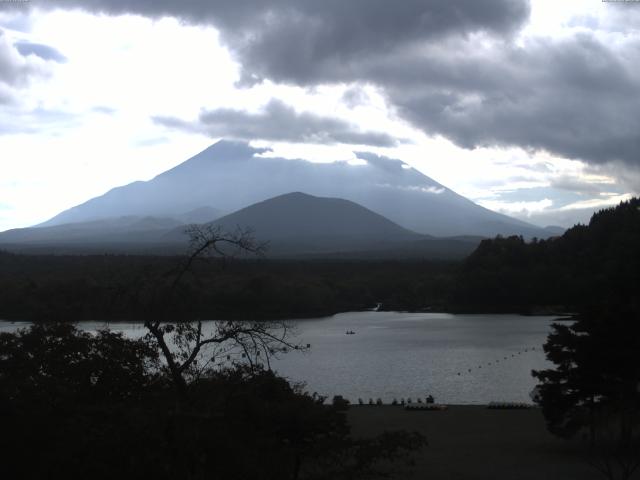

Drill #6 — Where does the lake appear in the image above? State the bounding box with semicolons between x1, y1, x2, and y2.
0;312;558;404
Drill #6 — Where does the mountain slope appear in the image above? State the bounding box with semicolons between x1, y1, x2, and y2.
0;192;480;258
165;192;421;253
38;140;548;238
213;192;420;241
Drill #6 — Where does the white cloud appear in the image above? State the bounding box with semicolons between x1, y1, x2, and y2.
558;193;633;211
347;158;368;166
477;198;554;217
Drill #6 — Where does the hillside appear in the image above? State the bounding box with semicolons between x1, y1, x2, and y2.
0;215;182;245
453;197;640;311
166;192;421;254
0;206;226;252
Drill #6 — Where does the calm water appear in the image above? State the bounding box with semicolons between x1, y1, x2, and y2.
0;312;558;404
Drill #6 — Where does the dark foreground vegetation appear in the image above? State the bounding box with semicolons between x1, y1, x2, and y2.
0;323;425;480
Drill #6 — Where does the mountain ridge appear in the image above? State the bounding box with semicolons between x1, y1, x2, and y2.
164;191;424;255
36;140;550;238
0;191;481;259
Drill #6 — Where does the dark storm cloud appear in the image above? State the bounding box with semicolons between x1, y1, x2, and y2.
212;0;530;86
153;99;400;147
584;162;640;196
389;34;640;170
48;0;529;84
43;0;640;174
41;0;531;147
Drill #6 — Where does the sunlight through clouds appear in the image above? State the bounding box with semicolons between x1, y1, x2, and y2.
0;1;638;231
477;198;554;217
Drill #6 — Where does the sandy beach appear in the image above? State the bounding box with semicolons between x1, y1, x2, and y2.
348;405;603;479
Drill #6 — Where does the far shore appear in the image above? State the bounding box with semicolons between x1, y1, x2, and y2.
348;404;600;479
0;308;574;325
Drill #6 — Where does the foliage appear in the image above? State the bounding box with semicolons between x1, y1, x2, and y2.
0;252;457;322
532;304;640;479
0;323;165;479
0;322;160;410
524;198;640;478
532;304;640;438
455;197;640;311
136;225;307;398
0;324;425;480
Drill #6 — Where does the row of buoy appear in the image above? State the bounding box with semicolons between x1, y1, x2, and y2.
358;396;436;406
455;346;538;376
406;404;447;411
487;402;532;409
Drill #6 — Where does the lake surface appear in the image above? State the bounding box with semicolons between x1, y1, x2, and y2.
0;312;558;404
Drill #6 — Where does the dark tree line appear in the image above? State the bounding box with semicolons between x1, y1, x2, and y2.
0;251;457;322
527;199;640;479
2;199;638;322
454;198;640;312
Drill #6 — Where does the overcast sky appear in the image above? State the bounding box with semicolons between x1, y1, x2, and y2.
1;0;639;231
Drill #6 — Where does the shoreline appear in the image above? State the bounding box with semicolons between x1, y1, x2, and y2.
0;308;573;324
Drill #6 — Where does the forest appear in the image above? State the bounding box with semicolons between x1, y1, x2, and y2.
454;197;640;312
1;198;638;322
0;254;457;322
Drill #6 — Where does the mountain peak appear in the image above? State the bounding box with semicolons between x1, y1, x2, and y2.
167;191;423;254
267;191;322;201
197;139;269;161
35;142;549;238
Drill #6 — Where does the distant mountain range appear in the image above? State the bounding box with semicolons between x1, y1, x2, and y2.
0;140;563;258
0;192;481;258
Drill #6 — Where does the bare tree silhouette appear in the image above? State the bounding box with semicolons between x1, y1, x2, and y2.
143;224;303;397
